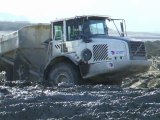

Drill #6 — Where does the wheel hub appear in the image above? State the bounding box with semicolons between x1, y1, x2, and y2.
55;72;71;84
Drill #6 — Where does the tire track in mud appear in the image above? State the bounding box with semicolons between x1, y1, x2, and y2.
0;84;160;120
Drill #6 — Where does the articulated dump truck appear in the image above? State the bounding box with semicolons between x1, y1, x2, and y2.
0;15;151;85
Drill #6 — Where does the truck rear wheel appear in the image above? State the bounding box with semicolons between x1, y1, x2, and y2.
49;62;80;85
5;65;13;81
14;55;29;80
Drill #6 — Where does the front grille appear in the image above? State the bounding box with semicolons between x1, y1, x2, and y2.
93;44;108;62
130;41;146;57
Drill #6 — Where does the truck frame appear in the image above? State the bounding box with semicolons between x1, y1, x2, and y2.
0;15;151;85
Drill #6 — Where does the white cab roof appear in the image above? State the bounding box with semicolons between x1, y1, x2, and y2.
52;15;111;23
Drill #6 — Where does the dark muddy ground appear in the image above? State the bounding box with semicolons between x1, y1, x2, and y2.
0;79;160;120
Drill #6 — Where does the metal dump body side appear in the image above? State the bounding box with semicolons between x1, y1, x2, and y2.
0;24;51;74
18;24;51;72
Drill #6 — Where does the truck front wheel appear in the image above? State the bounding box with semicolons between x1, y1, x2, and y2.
49;62;80;85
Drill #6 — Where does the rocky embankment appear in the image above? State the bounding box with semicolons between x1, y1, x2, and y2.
123;59;160;88
122;70;160;88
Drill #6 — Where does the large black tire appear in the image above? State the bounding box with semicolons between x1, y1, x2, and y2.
48;62;81;85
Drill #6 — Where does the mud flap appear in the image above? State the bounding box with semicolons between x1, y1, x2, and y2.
79;62;90;77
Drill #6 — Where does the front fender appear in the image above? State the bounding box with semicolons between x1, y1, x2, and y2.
45;54;79;69
43;54;79;79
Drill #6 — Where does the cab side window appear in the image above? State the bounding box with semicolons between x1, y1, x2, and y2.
66;19;82;41
53;21;63;41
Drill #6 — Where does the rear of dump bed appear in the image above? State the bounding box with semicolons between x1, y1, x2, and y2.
0;31;19;74
0;24;51;80
0;31;19;55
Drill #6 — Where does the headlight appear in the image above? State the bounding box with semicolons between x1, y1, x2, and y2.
81;49;92;62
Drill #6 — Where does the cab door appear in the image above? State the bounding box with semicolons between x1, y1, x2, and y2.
50;21;64;57
64;19;83;53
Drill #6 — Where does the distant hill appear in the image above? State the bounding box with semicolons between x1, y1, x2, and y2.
127;31;160;41
0;12;29;22
0;21;31;31
108;28;160;41
0;12;30;31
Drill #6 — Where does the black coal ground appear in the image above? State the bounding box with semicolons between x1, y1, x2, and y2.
0;81;160;120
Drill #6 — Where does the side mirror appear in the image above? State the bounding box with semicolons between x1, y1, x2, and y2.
120;22;124;37
80;33;92;43
105;26;108;35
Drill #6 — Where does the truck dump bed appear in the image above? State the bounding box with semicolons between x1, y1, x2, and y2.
18;24;50;68
0;24;51;73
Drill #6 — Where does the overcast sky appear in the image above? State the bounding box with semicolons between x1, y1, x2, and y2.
0;0;160;33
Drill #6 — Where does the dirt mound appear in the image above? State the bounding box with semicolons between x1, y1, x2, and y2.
122;70;160;88
122;59;160;89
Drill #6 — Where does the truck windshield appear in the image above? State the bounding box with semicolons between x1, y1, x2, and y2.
89;20;107;35
106;19;125;37
88;19;126;37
